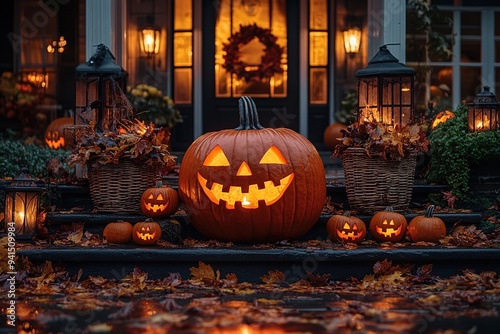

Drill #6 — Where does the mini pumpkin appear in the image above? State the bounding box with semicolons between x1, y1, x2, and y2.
326;211;366;244
103;220;133;244
140;181;179;218
44;116;74;149
369;206;408;242
178;96;326;243
132;220;162;245
407;205;446;243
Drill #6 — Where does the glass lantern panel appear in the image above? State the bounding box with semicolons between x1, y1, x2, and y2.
358;78;379;123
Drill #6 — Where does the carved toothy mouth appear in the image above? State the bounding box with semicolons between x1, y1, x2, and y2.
197;172;294;209
136;231;157;240
144;203;169;213
337;230;364;241
375;225;402;238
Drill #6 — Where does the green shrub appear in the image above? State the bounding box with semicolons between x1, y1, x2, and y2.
426;104;500;199
0;138;72;180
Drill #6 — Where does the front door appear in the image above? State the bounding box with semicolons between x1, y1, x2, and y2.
202;0;300;132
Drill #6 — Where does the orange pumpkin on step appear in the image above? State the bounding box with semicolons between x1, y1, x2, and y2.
140;181;179;218
178;96;326;243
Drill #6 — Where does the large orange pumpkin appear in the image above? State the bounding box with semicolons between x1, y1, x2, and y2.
178;96;326;243
140;181;179;218
44;117;74;149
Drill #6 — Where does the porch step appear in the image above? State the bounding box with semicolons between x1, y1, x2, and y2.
18;246;500;283
16;210;488;283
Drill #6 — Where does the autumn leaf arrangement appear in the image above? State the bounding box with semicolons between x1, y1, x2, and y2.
332;121;430;160
67;118;176;175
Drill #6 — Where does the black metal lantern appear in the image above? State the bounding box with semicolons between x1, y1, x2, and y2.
75;44;129;132
355;44;416;126
467;86;499;132
4;168;45;241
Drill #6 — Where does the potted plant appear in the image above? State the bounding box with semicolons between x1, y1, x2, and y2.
67;118;176;214
126;84;183;129
332;121;430;213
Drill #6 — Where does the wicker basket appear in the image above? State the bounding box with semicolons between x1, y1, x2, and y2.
87;159;159;213
341;148;417;214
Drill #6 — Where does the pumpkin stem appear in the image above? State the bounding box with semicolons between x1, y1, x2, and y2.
155;180;164;188
343;211;352;217
235;96;264;130
384;207;394;212
425;205;436;218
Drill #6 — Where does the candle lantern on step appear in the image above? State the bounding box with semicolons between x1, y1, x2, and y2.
75;44;129;131
467;86;499;132
355;44;416;126
3;168;45;241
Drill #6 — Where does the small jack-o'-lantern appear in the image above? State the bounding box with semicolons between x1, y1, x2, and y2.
178;96;326;243
327;211;366;244
407;205;446;243
140;181;179;218
44;117;73;149
103;220;133;244
369;207;407;242
132;220;162;245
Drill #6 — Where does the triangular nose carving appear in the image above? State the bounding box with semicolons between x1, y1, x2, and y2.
236;161;252;176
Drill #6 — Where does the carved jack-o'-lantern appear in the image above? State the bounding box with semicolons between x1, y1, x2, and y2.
132;220;162;245
44;117;73;149
326;211;366;244
369;206;408;242
140;181;179;218
178;96;326;243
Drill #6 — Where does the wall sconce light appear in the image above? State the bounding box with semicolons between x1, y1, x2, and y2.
4;168;45;241
342;15;362;55
355;44;416;126
343;26;361;54
139;16;161;58
467;86;499;132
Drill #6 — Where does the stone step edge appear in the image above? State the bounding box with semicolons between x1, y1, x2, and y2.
44;212;483;226
17;247;500;281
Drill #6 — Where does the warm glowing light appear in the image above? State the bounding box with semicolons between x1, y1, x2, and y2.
140;28;161;56
343;27;361;54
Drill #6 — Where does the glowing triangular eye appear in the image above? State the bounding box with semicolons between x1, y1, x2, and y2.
157;194;164;201
383;219;388;225
352;223;358;230
259;145;287;164
389;220;395;225
203;145;230;166
148;194;154;199
343;223;350;230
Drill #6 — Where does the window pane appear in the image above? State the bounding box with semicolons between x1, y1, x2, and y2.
461;11;481;35
310;0;327;30
174;0;192;30
461;66;481;101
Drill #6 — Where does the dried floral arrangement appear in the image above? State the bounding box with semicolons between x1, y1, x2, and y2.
67;118;175;175
332;121;430;161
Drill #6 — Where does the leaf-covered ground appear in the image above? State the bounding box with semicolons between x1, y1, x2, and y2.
2;254;500;333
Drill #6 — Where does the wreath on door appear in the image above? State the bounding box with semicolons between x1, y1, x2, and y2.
222;24;284;82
